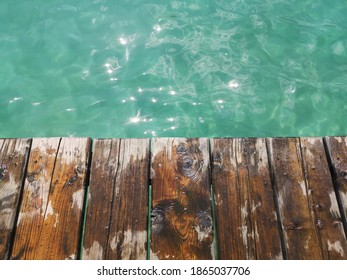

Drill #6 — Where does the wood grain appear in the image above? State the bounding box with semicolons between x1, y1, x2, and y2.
211;138;282;259
267;138;322;259
324;137;347;228
83;139;149;260
11;138;91;259
0;139;31;259
300;137;347;259
150;138;213;260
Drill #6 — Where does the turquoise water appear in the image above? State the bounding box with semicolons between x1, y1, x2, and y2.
1;0;347;138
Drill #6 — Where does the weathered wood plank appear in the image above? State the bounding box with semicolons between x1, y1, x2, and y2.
267;138;322;259
300;137;347;259
324;137;347;229
83;139;149;260
11;138;91;259
211;138;282;259
0;139;31;259
150;138;213;260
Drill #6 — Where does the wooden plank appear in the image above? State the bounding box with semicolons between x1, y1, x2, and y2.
0;139;31;259
150;138;213;260
211;138;282;259
324;137;347;228
267;138;322;259
300;137;347;259
83;139;149;260
11;138;91;259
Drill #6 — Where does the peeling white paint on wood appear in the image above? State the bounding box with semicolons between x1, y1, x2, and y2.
110;230;147;259
101;140;114;163
17;209;41;225
214;193;223;206
327;240;345;258
44;201;59;227
235;139;243;166
150;250;160;260
230;140;239;169
255;138;268;170
198;138;209;174
334;137;344;144
122;230;147;259
109;231;122;252
45;201;54;218
0;175;17;204
150;167;156;179
240;225;248;246
254;225;260;244
152;138;171;163
210;243;216;260
26;180;50;213
32;138;60;155
266;138;274;159
241;205;248;220
304;239;309;250
119;139;148;172
0;208;13;229
87;191;91;202
65;254;76;260
251;201;261;213
0;175;18;229
283;230;290;252
53;213;59;228
194;224;212;242
72;189;84;210
301;137;320;160
339;192;347;214
25;138;60;218
277;192;285;214
273;252;283;260
59;138;88;165
114;182;120;198
83;241;104;260
299;181;307;197
329;191;340;217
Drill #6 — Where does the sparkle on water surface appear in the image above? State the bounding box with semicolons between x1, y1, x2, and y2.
1;0;347;138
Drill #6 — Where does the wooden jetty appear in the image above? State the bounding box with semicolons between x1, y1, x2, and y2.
0;137;347;260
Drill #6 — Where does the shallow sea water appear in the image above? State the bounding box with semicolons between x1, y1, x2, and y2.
1;0;347;138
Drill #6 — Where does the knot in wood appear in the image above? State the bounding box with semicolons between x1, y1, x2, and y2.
67;176;78;186
176;143;187;153
197;211;212;231
177;154;203;180
151;207;166;234
65;171;79;187
26;173;35;183
182;156;193;169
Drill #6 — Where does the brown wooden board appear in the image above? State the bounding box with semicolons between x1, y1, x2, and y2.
300;137;347;259
211;138;282;259
150;138;213;260
0;139;31;259
83;139;149;260
11;138;91;259
267;138;322;259
324;137;347;229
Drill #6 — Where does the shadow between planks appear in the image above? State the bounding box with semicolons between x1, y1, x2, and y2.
0;137;347;260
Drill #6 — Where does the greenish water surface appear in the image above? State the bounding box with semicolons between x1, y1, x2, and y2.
1;0;347;138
